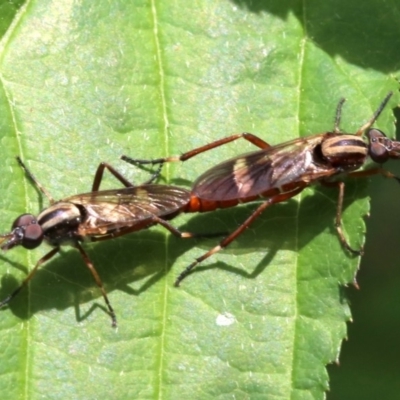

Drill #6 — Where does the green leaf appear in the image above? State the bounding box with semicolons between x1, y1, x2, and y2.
0;1;398;399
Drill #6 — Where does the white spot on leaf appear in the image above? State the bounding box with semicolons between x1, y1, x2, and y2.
216;312;236;327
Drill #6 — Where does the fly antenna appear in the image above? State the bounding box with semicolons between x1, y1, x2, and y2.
355;92;393;136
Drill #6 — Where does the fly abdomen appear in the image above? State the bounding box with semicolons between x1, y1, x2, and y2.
321;134;368;169
38;202;83;246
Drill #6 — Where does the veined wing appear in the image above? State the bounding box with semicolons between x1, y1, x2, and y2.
193;133;338;201
64;184;190;235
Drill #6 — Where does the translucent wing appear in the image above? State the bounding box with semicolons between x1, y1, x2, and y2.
64;184;190;236
193;134;338;201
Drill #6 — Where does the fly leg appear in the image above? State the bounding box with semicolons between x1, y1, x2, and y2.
16;157;55;203
322;166;399;255
321;179;364;255
332;92;392;135
75;243;117;328
174;187;305;286
0;248;59;308
91;162;136;191
333;98;346;133
334;181;363;255
92;161;163;190
121;132;271;180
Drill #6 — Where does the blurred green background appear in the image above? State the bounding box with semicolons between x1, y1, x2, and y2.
328;113;400;399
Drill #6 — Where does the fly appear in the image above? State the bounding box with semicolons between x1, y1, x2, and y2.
0;159;195;327
122;92;400;285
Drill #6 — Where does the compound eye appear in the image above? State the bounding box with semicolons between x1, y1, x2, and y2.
10;214;43;249
22;223;43;249
12;214;37;229
367;129;389;163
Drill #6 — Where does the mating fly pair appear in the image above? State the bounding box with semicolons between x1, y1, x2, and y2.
0;93;397;326
0;159;201;327
123;92;400;286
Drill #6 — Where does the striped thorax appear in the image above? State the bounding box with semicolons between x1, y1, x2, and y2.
321;134;368;170
38;202;82;246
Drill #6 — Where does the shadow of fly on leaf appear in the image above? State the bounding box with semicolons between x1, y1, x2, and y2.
0;158;218;327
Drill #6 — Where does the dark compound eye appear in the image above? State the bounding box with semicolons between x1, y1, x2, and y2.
12;214;37;229
22;223;43;249
367;129;389;163
11;214;43;249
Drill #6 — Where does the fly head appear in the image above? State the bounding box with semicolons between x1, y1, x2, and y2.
0;214;43;251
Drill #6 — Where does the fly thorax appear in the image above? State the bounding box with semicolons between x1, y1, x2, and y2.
38;202;83;246
320;134;368;170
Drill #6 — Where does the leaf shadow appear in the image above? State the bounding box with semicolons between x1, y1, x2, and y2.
229;0;400;73
0;0;25;38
